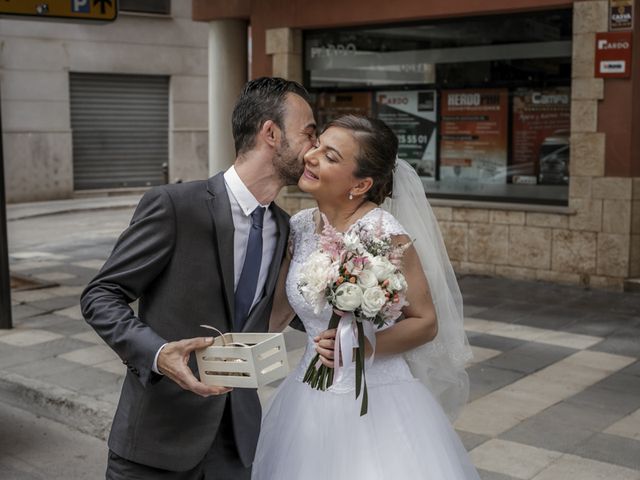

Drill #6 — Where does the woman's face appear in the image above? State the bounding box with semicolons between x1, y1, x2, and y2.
298;126;361;202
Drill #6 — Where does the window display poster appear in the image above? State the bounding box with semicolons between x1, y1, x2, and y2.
512;87;570;184
375;90;437;177
313;92;372;129
440;89;509;184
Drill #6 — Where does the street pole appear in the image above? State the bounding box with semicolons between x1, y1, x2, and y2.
0;90;12;329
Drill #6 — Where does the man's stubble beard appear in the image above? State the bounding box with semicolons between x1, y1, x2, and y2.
273;134;305;186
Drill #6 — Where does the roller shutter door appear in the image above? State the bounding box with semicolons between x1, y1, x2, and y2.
70;73;169;190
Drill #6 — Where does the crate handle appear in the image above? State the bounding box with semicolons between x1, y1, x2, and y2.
199;325;251;347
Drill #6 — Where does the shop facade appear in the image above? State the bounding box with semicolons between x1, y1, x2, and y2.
1;0;210;202
196;0;640;290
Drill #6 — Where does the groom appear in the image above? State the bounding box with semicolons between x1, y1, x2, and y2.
81;77;317;479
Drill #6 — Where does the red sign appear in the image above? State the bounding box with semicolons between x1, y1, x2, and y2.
595;32;633;78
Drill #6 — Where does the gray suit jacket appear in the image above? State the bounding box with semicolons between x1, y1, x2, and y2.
80;173;290;471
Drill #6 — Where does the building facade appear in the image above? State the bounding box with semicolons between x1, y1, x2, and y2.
1;0;210;202
195;0;639;291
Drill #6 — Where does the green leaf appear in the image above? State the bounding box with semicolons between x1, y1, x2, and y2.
328;311;342;329
360;383;368;416
356;321;369;416
303;312;341;392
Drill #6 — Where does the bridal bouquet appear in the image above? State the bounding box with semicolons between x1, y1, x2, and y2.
298;212;410;415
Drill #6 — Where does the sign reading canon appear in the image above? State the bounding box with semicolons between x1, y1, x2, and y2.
594;32;633;78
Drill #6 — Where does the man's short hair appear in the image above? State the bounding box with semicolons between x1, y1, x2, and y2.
232;77;311;155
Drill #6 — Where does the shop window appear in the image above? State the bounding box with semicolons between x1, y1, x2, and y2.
304;9;572;205
120;0;171;15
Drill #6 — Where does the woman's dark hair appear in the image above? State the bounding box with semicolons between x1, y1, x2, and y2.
232;77;311;155
323;115;398;205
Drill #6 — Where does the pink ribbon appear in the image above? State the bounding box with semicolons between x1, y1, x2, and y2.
333;312;376;386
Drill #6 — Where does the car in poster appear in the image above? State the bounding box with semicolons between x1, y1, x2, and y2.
538;130;570;185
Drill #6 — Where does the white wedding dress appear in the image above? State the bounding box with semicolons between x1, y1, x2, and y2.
252;208;480;480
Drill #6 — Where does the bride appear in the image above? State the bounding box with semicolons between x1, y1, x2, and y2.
252;115;480;479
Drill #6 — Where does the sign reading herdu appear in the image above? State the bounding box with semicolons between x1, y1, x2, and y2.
594;32;633;78
0;0;117;22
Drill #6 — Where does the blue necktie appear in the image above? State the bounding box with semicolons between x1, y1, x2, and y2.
234;206;265;331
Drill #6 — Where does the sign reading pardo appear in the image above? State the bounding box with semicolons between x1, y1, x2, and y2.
595;31;633;78
0;0;117;22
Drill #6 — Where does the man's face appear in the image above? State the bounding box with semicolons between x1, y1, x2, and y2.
273;93;317;185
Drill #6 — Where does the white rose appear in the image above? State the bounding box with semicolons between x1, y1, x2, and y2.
361;286;387;318
369;256;396;281
299;252;338;312
386;273;408;292
343;231;362;251
334;282;363;311
300;251;332;291
357;269;378;289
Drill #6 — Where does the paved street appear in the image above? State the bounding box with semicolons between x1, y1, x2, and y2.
0;401;107;479
2;198;640;480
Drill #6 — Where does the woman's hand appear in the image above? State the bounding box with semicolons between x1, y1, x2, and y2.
315;327;374;368
314;328;336;367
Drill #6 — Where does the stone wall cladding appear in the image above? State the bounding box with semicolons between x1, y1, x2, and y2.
275;1;637;290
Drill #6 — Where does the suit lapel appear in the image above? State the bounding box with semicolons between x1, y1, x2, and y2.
242;203;290;332
206;173;235;330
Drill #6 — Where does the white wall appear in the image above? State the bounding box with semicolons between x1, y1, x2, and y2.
0;0;209;202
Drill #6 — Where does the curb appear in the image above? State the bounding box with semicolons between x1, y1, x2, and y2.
7;202;140;222
0;371;115;440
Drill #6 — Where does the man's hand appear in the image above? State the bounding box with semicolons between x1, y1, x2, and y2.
157;337;232;397
314;329;336;368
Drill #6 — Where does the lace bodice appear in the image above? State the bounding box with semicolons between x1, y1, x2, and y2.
286;208;417;392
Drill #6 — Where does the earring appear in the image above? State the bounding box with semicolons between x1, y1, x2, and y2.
348;192;353;200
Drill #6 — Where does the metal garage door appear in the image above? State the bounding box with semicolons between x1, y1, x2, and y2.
70;73;169;190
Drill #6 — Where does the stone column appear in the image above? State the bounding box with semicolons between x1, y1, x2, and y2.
266;28;303;83
208;20;248;174
564;0;630;289
265;27;306;212
630;180;640;286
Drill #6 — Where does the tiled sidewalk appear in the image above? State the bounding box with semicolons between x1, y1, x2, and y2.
3;204;640;480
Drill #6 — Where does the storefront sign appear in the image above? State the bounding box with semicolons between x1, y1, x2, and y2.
313;92;372;129
439;89;509;184
595;32;633;78
610;0;634;30
0;0;117;22
512;88;571;185
375;91;437;178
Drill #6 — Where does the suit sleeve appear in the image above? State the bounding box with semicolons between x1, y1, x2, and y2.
80;187;175;387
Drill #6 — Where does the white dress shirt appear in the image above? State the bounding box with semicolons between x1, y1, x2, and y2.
152;166;278;374
223;165;277;303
